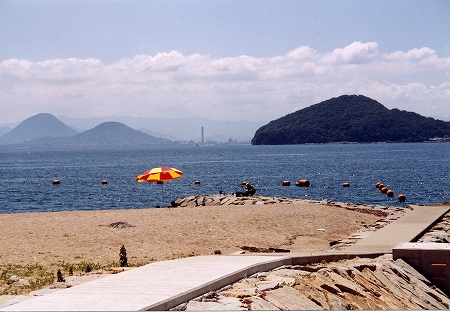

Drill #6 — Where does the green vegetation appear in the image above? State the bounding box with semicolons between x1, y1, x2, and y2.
251;95;450;145
0;259;151;295
0;263;55;295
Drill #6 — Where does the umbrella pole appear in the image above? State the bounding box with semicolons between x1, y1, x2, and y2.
161;183;164;207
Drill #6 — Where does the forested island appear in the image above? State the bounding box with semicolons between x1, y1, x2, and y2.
251;95;450;145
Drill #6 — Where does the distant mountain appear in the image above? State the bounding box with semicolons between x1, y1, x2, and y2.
58;115;265;142
68;122;170;146
251;95;450;145
0;127;11;137
138;128;178;141
0;113;78;144
0;114;172;149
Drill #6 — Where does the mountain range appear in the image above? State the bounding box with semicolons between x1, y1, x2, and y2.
0;113;264;148
252;95;450;145
57;115;263;142
3;95;449;148
0;114;171;148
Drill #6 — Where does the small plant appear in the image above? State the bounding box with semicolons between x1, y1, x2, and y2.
85;264;92;273
56;269;65;282
119;245;128;267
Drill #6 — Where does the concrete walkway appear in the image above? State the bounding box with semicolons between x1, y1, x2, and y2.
340;204;450;254
1;255;292;311
1;204;448;311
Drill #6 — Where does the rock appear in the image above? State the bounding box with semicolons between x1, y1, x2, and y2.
220;197;235;205
219;289;257;298
108;221;134;228
186;296;244;310
245;296;280;310
328;295;351;310
261;285;323;310
255;281;281;292
195;196;205;206
178;196;195;207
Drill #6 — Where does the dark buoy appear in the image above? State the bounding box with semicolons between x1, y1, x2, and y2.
295;179;310;187
386;189;394;197
194;180;201;185
342;182;350;187
52;180;60;185
101;180;108;184
378;183;385;190
241;181;248;185
381;187;389;194
398;194;406;202
282;180;290;186
375;182;382;188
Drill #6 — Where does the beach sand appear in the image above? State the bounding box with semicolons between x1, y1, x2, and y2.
0;200;381;295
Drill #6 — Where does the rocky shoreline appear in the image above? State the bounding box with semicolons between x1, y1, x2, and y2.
173;255;450;310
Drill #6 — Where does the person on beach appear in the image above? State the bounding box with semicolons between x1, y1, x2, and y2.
245;182;256;196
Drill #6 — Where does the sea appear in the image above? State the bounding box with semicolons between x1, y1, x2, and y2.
0;143;449;214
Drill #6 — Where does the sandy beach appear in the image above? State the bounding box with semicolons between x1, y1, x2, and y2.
0;199;382;295
0;200;381;265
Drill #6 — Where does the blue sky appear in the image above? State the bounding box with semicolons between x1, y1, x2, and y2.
0;0;449;124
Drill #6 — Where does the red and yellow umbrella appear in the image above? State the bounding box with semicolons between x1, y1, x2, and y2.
136;166;183;206
136;166;183;183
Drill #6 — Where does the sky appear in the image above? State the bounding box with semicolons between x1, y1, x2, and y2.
0;0;449;125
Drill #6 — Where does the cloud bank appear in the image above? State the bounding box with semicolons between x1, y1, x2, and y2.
1;41;449;124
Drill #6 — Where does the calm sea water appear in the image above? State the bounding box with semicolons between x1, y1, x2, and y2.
0;143;449;214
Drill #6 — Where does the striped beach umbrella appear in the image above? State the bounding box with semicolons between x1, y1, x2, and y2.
136;166;183;206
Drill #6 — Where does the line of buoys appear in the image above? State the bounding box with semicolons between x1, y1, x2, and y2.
295;179;310;187
194;180;201;185
376;181;404;201
101;180;108;184
282;180;290;186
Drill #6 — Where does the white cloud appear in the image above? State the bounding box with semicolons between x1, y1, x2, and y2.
0;41;449;124
383;47;436;62
322;41;379;64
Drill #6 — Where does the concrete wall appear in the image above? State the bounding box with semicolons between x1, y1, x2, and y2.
393;243;450;296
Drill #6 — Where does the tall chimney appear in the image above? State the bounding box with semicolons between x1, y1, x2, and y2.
201;126;204;144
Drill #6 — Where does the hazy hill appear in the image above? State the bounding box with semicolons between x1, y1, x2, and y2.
0;113;78;144
57;115;265;142
0;114;171;148
0;127;11;137
68;122;170;146
251;95;450;145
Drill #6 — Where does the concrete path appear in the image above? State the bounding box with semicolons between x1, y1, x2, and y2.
340;204;450;254
2;204;448;311
1;255;291;311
